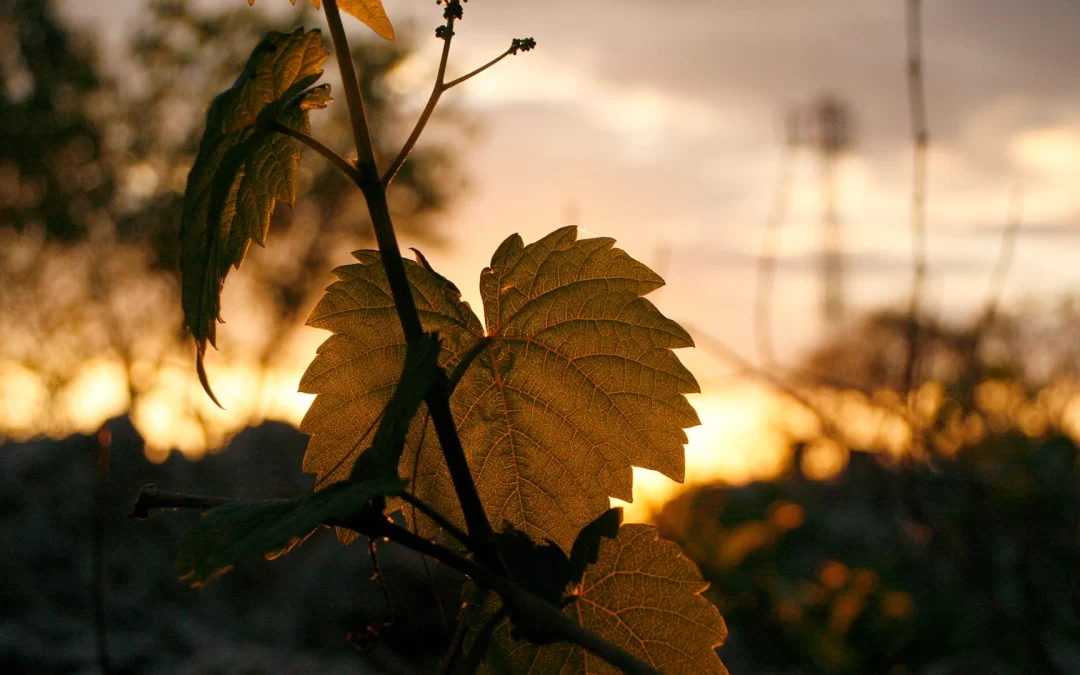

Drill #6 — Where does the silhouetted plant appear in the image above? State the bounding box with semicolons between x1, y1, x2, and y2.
137;2;728;672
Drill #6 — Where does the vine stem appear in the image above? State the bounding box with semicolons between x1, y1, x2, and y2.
134;487;662;675
320;0;500;569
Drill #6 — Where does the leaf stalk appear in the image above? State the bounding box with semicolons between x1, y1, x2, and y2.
271;120;362;184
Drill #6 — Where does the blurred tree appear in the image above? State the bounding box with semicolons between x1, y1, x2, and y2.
0;0;113;240
0;0;466;448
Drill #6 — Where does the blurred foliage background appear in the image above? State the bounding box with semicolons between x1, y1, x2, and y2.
659;307;1080;674
0;0;465;452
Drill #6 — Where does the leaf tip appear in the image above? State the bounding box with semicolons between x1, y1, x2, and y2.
196;344;226;410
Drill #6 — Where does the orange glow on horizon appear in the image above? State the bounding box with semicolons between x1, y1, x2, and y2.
6;349;1080;524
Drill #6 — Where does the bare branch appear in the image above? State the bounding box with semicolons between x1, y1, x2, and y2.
753;135;798;366
979;186;1025;328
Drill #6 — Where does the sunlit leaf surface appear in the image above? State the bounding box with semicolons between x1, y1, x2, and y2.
462;523;728;674
176;477;405;586
179;29;329;402
337;0;394;40
261;0;395;40
301;227;699;551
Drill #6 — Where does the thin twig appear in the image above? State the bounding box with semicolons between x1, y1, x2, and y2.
385;35;530;186
368;539;396;626
91;424;114;675
753;136;798;366
382;12;457;187
443;49;513;90
137;490;662;675
685;322;846;441
979;186;1024;328
902;0;930;398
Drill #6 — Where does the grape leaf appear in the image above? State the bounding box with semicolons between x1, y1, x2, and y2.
460;523;728;674
337;0;395;40
180;29;329;404
300;228;700;551
176;477;405;587
258;0;395;40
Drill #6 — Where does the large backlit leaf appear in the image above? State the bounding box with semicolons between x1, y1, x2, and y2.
350;331;441;483
300;228;700;551
176;477;405;587
460;523;728;674
260;0;395;40
180;29;328;403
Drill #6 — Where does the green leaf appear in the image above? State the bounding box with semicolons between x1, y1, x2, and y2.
300;228;700;551
461;523;729;674
176;477;405;587
180;28;329;405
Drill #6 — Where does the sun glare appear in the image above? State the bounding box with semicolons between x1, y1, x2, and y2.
57;358;130;435
616;383;787;523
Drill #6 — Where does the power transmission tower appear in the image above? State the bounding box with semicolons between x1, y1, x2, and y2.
790;95;854;328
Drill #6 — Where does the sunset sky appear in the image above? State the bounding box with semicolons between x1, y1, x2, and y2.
42;0;1080;516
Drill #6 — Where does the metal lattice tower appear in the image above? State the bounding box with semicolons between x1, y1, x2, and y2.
790;95;854;327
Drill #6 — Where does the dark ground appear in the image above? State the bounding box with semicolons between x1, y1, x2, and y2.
0;418;458;674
